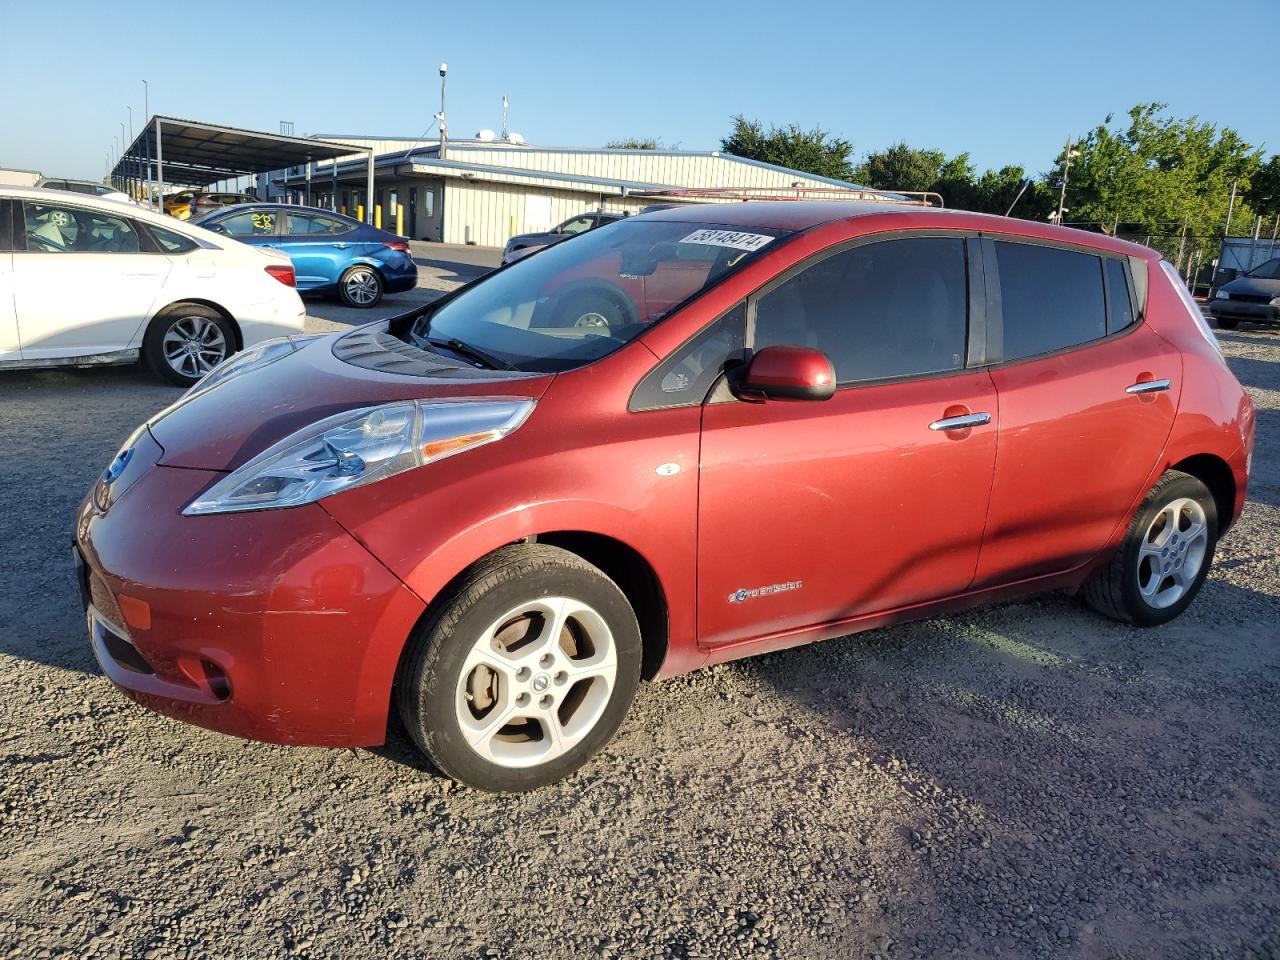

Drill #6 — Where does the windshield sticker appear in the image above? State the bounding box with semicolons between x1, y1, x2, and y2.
679;229;775;253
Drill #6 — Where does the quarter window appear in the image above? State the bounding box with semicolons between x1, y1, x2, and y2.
22;201;141;253
752;237;968;384
994;241;1106;360
631;303;747;410
1105;258;1136;333
150;224;198;254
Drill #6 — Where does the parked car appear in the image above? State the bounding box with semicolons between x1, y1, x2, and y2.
1209;256;1280;329
501;209;628;264
75;202;1254;792
1;186;306;386
37;177;133;204
195;204;417;308
166;192;257;222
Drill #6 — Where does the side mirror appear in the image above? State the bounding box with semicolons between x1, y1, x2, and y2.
736;345;836;401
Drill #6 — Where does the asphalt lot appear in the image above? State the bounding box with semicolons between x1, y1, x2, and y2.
0;279;1277;958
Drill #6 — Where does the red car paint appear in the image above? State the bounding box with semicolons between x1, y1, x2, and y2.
76;202;1254;748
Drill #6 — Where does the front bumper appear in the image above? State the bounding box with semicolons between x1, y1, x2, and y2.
1209;299;1280;323
75;443;425;748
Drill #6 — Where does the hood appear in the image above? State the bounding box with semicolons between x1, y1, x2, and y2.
1223;275;1280;298
508;230;559;247
149;327;552;471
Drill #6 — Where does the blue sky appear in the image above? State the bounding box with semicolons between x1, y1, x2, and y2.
2;0;1276;182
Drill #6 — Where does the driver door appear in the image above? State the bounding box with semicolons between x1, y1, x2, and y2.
696;235;999;649
12;199;170;359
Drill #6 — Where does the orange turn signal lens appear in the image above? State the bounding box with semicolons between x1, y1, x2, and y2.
421;430;499;460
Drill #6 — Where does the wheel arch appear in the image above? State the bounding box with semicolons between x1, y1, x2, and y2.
149;298;243;352
1170;453;1237;534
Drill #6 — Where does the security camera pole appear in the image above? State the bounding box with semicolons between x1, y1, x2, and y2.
438;63;448;161
1054;136;1079;226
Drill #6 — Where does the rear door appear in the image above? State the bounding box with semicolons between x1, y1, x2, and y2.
695;234;999;649
973;239;1178;587
279;212;358;289
12;198;170;359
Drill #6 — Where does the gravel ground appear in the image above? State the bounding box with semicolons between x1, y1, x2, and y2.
0;303;1277;959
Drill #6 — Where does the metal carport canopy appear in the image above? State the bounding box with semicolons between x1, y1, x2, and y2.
112;115;375;221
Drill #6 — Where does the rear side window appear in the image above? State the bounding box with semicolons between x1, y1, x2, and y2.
995;242;1106;360
1105;258;1136;333
286;213;351;235
753;237;968;384
150;224;198;254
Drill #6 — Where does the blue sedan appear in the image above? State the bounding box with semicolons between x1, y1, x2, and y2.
195;204;418;308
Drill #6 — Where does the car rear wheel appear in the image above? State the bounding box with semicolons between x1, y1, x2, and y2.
143;304;235;387
396;544;642;792
1215;317;1239;330
338;265;384;308
1083;470;1218;626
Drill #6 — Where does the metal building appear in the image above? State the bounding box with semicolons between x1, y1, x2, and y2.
267;138;879;246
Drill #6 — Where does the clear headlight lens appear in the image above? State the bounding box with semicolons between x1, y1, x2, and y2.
1215;289;1229;300
184;399;534;516
183;334;323;400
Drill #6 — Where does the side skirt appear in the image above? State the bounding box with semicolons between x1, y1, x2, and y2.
0;349;140;371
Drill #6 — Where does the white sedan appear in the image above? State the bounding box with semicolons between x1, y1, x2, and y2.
0;186;306;386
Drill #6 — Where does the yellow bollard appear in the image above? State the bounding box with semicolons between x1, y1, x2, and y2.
356;204;364;223
340;205;347;216
396;204;404;236
509;214;516;237
375;205;382;229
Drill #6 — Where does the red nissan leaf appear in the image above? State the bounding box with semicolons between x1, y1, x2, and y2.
75;201;1255;791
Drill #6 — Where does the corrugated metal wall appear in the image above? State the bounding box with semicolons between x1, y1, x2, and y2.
446;147;845;191
443;180;649;247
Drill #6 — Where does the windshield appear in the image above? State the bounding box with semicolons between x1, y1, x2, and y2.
409;219;789;373
1245;257;1280;280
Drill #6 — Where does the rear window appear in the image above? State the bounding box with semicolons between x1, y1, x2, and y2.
995;241;1106;360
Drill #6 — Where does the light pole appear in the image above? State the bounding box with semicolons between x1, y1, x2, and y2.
438;62;448;160
1053;136;1080;225
142;79;148;119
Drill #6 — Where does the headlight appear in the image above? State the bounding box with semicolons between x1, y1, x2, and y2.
184;399;534;516
183;334;323;400
1215;289;1230;300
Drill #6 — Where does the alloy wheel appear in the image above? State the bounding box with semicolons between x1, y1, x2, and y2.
344;269;380;306
454;597;617;768
1136;497;1208;609
161;315;228;379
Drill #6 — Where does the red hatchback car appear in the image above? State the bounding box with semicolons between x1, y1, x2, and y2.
76;201;1255;791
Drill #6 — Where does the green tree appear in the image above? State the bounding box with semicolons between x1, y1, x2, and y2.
605;137;660;150
854;144;1053;218
1055;103;1262;263
720;115;855;181
1246;154;1280;219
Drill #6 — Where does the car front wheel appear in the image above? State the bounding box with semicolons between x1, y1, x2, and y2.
1084;469;1218;626
397;544;641;792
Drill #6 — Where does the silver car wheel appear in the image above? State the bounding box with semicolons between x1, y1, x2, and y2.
344;268;380;306
161;315;228;379
1136;496;1208;609
454;596;618;769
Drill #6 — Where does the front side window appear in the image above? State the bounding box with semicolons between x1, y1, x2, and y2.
408;219;787;373
753;237;968;384
215;210;277;236
995;241;1106;360
22;201;140;253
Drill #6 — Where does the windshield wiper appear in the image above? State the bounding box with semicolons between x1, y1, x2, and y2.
424;336;515;371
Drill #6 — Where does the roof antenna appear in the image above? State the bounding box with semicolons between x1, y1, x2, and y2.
501;95;509;141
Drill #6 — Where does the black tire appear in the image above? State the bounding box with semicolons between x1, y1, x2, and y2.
1083;470;1218;626
554;286;633;333
396;544;642;792
337;264;384;308
1214;317;1239;330
142;303;236;387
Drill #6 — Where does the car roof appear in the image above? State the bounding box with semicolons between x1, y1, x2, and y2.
630;201;1156;258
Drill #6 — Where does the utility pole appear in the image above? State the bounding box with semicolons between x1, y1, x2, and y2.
1224;180;1237;238
1054;135;1076;225
1176;215;1189;273
438;63;448;161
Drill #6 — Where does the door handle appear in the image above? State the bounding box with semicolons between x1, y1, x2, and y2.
332;242;349;249
928;412;992;431
1125;379;1171;395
